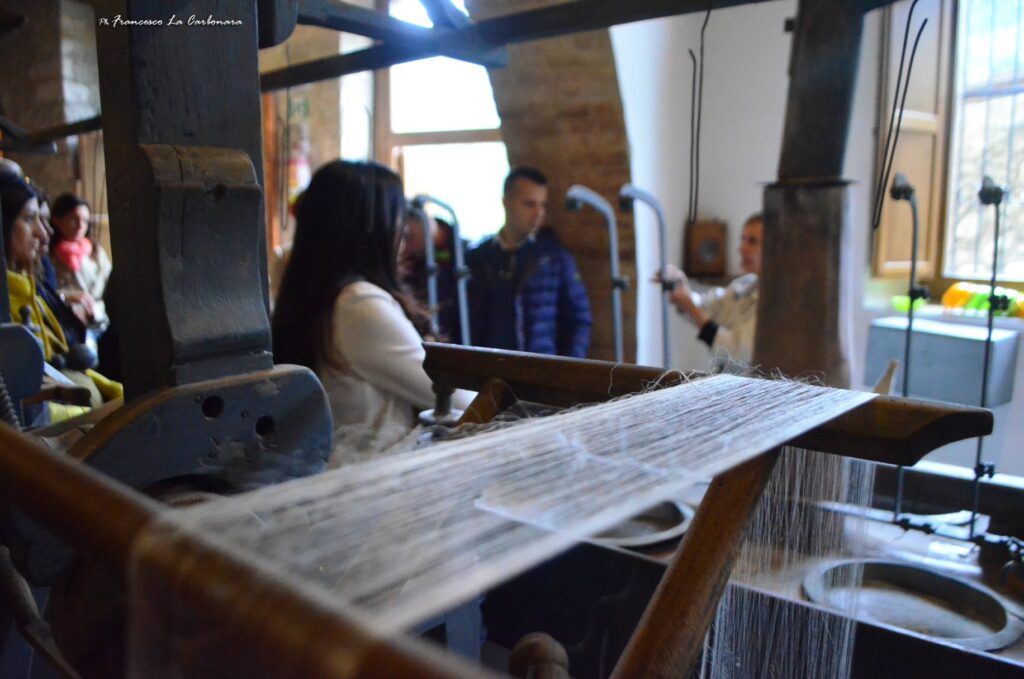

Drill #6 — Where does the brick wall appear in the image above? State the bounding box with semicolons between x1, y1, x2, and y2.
60;0;100;125
0;0;104;245
468;0;636;362
0;0;67;193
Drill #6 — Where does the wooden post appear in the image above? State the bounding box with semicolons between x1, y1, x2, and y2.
610;450;781;678
93;0;272;398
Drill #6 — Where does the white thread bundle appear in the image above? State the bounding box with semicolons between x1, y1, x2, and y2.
706;450;875;679
130;374;873;645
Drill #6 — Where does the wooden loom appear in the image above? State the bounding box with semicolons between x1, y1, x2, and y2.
0;343;993;678
0;0;1002;676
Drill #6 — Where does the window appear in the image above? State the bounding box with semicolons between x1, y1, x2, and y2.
377;0;509;241
945;0;1024;282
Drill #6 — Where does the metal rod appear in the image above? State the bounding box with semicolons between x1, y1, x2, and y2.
619;184;671;368
407;203;440;337
888;172;918;522
693;8;710;221
874;18;928;229
970;176;1006;538
412;195;471;346
566;185;625;363
872;0;919;230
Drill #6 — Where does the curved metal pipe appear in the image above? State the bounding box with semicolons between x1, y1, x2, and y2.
566;185;625;362
412;194;471;346
406;203;440;337
619;184;670;368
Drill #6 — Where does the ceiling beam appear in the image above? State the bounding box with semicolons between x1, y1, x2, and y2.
297;0;505;67
417;0;471;29
260;43;435;91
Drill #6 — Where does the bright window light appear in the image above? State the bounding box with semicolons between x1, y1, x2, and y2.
401;142;510;243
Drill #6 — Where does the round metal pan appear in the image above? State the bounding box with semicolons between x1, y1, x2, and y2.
803;558;1024;651
595;500;695;549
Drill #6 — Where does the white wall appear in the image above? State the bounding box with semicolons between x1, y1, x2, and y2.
612;0;1024;476
613;0;840;372
611;15;698;367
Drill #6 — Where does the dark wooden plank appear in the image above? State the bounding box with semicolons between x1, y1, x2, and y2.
472;0;770;45
264;0;767;89
261;43;436;91
776;0;864;180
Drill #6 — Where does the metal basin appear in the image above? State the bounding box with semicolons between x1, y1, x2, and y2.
595;500;694;549
803;559;1024;651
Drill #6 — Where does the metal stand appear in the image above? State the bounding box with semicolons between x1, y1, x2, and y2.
969;176;1007;539
619;184;671;368
888;172;927;524
566;185;626;363
407;203;441;337
412;194;471;346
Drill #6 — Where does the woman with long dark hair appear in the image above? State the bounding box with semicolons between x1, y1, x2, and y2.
272;160;471;463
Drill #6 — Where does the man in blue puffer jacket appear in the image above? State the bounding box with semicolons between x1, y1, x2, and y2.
467;167;591;357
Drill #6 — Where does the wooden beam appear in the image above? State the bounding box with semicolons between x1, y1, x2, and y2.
0;424;491;679
297;0;506;66
261;43;429;91
422;344;993;467
776;0;864;180
262;0;772;91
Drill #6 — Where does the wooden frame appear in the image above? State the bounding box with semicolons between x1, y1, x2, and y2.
0;345;993;677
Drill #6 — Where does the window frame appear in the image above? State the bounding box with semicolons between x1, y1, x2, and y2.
372;0;504;180
939;0;1024;290
873;0;1024;296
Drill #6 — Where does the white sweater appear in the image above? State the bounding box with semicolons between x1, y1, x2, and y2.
692;273;758;373
318;281;473;466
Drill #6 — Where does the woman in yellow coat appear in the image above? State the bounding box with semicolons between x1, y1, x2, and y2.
2;173;121;415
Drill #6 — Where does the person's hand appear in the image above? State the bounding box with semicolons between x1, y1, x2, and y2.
658;266;708;327
654;264;689;292
62;290;96;323
656;265;693;303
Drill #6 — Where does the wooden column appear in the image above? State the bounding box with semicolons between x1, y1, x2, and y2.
94;0;272;398
755;0;865;388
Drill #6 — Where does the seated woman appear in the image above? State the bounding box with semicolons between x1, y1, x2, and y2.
663;213;763;373
2;173;70;362
49;193;112;331
272;161;473;465
1;173;121;417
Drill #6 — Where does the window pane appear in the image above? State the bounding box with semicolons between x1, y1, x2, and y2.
390;58;501;133
388;0;501;133
946;0;1024;282
401;142;510;242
